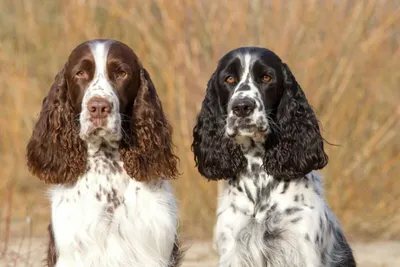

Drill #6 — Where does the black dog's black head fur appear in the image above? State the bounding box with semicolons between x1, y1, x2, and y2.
192;47;328;180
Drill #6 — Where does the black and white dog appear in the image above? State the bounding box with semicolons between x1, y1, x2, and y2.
192;47;356;267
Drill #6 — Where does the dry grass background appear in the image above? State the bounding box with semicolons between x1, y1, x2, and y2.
0;0;399;246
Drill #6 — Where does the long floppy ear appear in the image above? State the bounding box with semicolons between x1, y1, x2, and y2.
192;73;246;180
120;68;178;181
263;63;328;180
26;66;87;184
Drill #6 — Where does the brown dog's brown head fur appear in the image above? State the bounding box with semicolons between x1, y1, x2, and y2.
26;39;178;184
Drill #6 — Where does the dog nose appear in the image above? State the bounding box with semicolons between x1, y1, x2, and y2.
231;98;256;117
87;97;111;118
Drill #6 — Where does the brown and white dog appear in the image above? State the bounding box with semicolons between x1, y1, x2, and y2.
26;39;182;267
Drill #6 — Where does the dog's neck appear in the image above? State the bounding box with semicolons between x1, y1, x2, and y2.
228;136;274;216
85;135;120;155
235;136;265;158
229;136;267;186
85;138;123;175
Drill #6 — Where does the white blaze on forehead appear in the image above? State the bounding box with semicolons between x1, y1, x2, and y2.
84;40;116;100
231;53;259;99
89;40;113;78
235;53;252;90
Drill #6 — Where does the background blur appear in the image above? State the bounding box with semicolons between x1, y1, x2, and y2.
0;0;399;245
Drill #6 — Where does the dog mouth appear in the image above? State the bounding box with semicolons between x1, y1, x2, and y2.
80;118;122;142
88;127;111;136
90;117;108;128
226;116;269;140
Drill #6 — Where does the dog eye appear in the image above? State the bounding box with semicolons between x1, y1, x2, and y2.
262;75;272;83
116;70;127;79
75;70;87;79
225;76;236;85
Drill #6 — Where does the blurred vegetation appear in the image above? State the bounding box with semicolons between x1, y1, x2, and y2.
0;0;399;241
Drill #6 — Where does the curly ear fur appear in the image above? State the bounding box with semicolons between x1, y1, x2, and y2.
120;68;178;181
192;73;246;180
26;66;87;184
263;63;328;180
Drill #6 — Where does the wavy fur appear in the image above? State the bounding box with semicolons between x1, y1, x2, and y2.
192;73;246;180
120;68;178;181
263;63;328;180
26;67;87;184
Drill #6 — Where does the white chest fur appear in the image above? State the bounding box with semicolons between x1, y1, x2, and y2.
214;146;340;267
50;155;178;267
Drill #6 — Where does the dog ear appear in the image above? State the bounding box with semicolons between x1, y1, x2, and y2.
120;68;178;181
192;72;246;180
26;66;87;184
263;63;328;180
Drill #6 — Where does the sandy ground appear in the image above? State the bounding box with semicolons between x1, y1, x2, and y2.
1;238;400;267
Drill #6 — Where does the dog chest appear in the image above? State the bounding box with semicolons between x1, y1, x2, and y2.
50;171;178;267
